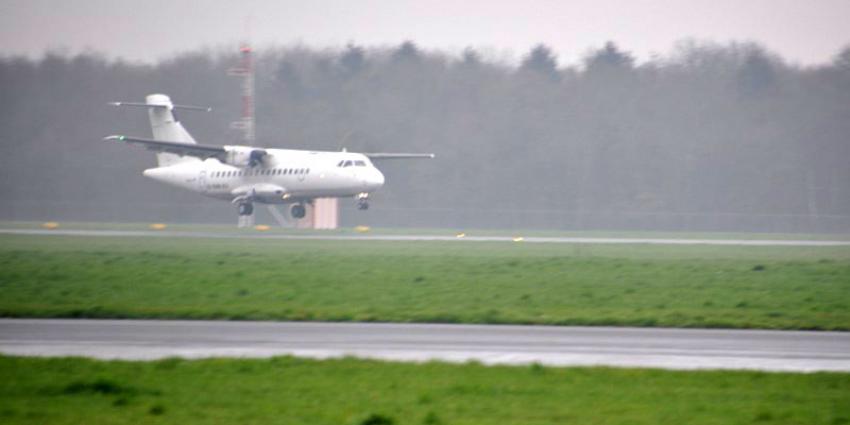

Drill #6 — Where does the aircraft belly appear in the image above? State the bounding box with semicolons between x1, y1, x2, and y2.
189;170;366;204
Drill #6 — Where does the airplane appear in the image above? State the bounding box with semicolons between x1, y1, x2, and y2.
105;94;434;222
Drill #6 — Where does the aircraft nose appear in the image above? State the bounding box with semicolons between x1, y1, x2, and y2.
365;168;385;190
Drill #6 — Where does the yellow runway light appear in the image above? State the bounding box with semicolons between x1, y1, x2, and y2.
456;232;466;238
41;222;59;229
354;225;370;233
149;223;167;230
254;225;271;231
512;236;524;242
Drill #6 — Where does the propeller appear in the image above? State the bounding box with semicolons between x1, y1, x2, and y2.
248;149;268;167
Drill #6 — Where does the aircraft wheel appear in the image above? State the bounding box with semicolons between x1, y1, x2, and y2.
291;204;306;219
238;203;254;216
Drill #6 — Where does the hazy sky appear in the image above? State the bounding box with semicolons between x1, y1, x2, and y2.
1;0;849;66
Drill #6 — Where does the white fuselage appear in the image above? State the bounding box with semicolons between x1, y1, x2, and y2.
142;148;385;204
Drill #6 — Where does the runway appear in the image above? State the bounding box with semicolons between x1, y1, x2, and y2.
2;228;850;246
2;319;849;372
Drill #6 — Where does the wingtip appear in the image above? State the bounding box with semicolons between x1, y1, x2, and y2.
103;135;125;142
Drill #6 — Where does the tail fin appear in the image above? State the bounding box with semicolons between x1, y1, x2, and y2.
146;94;198;166
110;94;210;166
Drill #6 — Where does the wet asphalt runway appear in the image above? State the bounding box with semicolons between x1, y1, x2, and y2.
2;319;849;371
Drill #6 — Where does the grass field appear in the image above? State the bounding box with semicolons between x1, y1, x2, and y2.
1;355;848;425
1;233;848;330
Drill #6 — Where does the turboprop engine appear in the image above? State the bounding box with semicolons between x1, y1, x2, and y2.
223;145;268;167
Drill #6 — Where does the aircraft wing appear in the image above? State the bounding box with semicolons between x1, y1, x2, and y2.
104;135;227;161
365;153;435;160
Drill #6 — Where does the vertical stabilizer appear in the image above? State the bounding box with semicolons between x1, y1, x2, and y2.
145;94;200;166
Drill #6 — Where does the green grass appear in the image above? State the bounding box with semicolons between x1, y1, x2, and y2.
1;234;849;330
1;355;848;425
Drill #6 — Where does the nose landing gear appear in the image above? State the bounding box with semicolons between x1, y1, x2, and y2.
357;193;370;210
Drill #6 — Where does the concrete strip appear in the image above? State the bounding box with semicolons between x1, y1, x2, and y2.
2;319;849;371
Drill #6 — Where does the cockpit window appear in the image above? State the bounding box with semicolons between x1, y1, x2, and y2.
354;160;366;167
343;160;353;167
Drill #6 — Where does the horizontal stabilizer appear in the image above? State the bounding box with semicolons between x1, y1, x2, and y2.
108;101;212;112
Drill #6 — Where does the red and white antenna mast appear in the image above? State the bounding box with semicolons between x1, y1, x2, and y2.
228;36;255;145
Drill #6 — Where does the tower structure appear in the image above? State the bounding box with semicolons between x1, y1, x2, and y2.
228;42;255;145
228;42;256;228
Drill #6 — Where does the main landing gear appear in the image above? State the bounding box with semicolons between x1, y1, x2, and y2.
237;201;255;228
237;202;254;216
290;203;307;219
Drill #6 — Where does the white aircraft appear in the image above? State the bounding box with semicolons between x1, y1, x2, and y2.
105;94;434;221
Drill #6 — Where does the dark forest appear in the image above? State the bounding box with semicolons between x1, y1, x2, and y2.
1;41;848;232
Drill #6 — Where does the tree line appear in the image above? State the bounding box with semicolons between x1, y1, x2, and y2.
1;40;848;232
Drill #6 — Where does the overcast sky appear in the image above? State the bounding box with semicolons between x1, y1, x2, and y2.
1;0;849;66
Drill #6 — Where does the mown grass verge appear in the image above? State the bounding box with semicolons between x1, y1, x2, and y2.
1;355;848;425
0;234;848;330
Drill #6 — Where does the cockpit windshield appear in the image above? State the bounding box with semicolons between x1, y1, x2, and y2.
337;159;368;167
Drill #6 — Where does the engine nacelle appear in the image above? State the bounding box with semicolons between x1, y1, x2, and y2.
223;145;268;167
